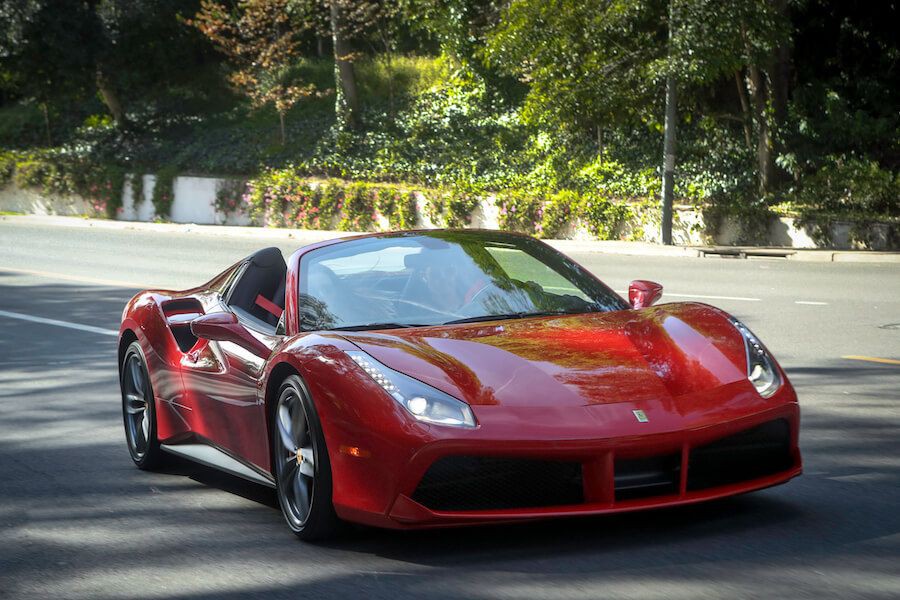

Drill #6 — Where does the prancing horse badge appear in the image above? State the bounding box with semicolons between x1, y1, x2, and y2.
632;409;649;423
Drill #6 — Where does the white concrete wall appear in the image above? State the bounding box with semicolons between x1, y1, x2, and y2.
1;175;894;249
120;175;156;222
0;183;91;216
170;176;218;224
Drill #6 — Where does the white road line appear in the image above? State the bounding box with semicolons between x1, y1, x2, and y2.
614;290;760;302
0;309;118;337
664;292;761;302
795;300;828;306
0;266;148;289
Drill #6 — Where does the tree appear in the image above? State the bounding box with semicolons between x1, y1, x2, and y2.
192;0;317;144
329;0;361;129
0;0;214;135
0;1;96;142
488;0;789;240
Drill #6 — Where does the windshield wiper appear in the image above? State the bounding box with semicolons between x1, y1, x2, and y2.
442;311;574;326
330;322;428;332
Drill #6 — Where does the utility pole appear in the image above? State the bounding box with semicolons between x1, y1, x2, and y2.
660;1;677;245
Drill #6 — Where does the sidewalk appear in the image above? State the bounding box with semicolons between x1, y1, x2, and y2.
3;214;899;263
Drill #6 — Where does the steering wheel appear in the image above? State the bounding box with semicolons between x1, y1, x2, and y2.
458;278;492;311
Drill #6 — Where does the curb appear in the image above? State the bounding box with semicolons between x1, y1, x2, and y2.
2;214;898;263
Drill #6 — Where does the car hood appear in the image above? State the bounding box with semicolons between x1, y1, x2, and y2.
338;302;750;409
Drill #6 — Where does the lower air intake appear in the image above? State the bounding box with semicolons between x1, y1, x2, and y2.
687;418;793;491
412;456;584;511
615;453;681;501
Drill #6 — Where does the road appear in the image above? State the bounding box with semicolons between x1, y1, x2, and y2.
1;217;898;600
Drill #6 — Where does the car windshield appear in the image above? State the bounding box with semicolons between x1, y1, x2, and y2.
298;231;628;331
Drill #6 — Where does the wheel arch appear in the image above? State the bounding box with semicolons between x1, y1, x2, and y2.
265;361;302;411
118;329;139;376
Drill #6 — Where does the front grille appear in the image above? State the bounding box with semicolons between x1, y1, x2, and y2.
615;453;681;501
687;418;793;491
411;456;583;511
409;419;794;513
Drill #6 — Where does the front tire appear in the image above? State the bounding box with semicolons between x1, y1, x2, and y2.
120;341;165;469
272;375;341;541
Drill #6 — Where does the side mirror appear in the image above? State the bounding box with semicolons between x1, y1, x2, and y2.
629;280;663;309
190;312;270;357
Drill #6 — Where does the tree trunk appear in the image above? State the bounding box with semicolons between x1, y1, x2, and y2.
660;0;677;246
770;0;791;130
329;0;360;130
596;125;604;165
746;64;774;195
41;101;52;146
317;35;326;58
96;65;126;128
278;111;286;146
734;70;753;150
661;72;677;246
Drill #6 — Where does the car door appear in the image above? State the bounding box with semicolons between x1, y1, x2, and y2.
180;248;288;472
179;304;280;472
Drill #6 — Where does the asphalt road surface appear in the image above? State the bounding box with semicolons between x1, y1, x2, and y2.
1;218;898;600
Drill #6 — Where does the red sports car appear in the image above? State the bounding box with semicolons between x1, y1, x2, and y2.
118;230;801;539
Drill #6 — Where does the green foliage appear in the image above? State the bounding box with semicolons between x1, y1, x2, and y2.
77;162;126;218
541;190;578;238
130;174;144;210
214;178;247;220
244;170;427;231
779;155;899;220
0;152;15;186
445;185;481;227
0;0;897;245
496;190;542;234
2;149;125;216
339;183;375;232
494;187;630;240
374;186;418;230
488;0;662;133
577;194;631;240
151;166;178;219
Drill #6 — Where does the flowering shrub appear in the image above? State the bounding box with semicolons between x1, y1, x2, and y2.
79;165;126;218
495;188;629;239
375;187;418;229
243;170;428;231
4;150;125;217
496;190;543;234
151;166;178;219
445;186;481;227
214;178;247;221
540;191;578;238
339;183;376;232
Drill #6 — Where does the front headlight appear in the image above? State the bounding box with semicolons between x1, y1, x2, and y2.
345;350;477;428
730;318;782;398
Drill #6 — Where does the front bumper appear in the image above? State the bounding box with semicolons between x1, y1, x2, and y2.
332;399;801;529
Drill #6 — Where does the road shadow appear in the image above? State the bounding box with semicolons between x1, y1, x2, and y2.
1;280;899;600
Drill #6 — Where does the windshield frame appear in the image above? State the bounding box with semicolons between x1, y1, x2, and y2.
295;231;629;332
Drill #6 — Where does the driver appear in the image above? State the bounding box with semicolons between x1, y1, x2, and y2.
422;261;467;313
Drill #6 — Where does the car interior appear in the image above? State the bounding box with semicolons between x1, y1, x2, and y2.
225;246;287;334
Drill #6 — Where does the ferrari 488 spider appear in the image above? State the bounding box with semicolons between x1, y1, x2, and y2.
118;230;801;539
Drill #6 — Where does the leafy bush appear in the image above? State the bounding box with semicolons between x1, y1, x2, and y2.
541;191;578;238
496;190;542;234
0;152;17;186
781;155;899;219
339;183;376;232
151;166;179;219
375;187;418;229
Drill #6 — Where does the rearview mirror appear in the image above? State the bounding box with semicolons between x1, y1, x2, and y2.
190;312;269;357
628;280;663;309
